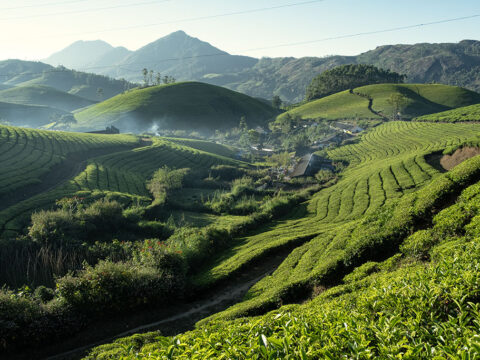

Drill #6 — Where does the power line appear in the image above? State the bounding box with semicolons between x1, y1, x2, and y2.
0;0;88;11
0;0;175;21
0;14;479;79
62;0;327;37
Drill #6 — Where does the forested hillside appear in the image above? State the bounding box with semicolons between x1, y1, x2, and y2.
45;34;480;103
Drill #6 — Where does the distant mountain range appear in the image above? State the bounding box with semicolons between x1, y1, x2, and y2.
43;31;480;103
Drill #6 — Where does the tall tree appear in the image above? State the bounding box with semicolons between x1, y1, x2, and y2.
142;68;149;87
272;95;282;109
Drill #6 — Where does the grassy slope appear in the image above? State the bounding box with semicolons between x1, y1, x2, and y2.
0;85;95;112
87;140;480;359
0;132;242;238
191;121;480;319
164;137;238;158
278;84;480;122
0;101;69;127
280;90;376;120
0;125;138;198
73;82;278;132
415;103;480;122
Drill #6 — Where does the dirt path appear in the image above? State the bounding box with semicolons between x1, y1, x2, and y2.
349;89;388;120
14;248;298;360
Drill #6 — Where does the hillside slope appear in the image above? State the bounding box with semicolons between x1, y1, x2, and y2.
277;84;480;121
0;101;68;127
74;82;278;133
0;85;95;112
86;123;480;359
0;60;135;102
415;103;480;122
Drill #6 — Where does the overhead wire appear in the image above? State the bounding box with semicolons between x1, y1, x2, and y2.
0;0;175;20
0;13;478;79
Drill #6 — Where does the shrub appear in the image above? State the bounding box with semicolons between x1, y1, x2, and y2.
28;209;83;246
400;229;438;259
34;286;55;303
209;165;247;181
57;260;181;314
80;199;124;233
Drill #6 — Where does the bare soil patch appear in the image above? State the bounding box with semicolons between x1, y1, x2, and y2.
441;147;480;171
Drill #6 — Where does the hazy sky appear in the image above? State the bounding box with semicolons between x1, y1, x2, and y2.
0;0;479;61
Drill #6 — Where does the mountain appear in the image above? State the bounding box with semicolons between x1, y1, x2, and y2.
73;81;278;133
43;40;115;69
0;59;135;102
0;84;95;112
102;31;258;81
46;34;480;103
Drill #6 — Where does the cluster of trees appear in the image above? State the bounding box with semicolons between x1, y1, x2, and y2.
306;64;406;101
141;68;176;87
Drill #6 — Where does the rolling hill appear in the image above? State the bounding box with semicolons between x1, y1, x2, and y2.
73;82;278;133
0;60;135;102
0;84;95;112
0;101;68;127
415;103;480;122
276;84;480;122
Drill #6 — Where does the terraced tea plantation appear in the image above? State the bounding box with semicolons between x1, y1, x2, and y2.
0;125;138;198
86;120;480;359
191;121;480;319
0;129;240;238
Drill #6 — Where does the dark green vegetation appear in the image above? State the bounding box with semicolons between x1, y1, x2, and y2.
2;72;480;358
305;64;405;101
416;103;480;122
46;33;480;103
73;82;278;133
277;83;480;122
0;84;95;112
1;124;319;355
85;120;480;359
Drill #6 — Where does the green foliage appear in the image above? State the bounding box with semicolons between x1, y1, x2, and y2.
28;199;125;246
56;259;182;315
147;166;190;205
87;150;480;360
306;64;405;101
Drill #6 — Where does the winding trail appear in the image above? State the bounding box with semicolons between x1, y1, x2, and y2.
14;247;301;360
349;89;388;120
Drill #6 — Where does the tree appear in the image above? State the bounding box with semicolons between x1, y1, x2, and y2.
155;72;162;86
142;68;149;87
149;70;154;86
272;95;282;109
239;116;248;132
248;129;260;146
306;64;406;101
96;87;104;101
387;93;408;121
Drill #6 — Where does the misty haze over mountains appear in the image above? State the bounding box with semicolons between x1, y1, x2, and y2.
42;31;480;103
